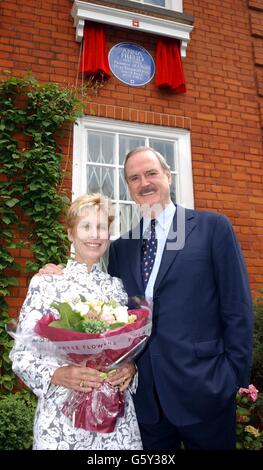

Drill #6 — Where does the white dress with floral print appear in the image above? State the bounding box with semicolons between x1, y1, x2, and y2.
10;260;142;450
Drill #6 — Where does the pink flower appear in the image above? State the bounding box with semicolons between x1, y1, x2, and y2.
100;311;115;324
238;384;259;402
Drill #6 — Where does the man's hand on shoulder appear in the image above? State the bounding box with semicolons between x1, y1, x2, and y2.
37;263;64;276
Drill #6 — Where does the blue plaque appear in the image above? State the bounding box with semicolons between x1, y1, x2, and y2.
108;42;155;87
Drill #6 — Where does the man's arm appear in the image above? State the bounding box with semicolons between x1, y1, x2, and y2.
212;214;253;387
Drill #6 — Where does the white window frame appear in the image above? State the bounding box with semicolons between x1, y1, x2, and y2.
73;117;194;220
129;1;183;13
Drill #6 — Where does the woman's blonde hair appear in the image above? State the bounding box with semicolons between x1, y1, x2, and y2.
66;193;114;231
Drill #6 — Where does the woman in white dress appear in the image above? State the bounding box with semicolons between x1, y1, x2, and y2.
10;194;142;450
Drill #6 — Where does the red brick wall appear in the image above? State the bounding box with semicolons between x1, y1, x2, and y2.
0;0;262;313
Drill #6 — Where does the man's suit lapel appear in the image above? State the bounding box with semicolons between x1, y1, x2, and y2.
153;207;196;294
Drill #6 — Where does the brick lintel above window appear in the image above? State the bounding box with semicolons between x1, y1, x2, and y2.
71;1;194;57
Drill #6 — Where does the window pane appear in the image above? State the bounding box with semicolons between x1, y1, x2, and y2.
145;0;165;6
119;168;131;201
149;139;177;203
87;132;114;164
149;139;176;171
119;135;145;165
86;165;114;198
113;203;140;237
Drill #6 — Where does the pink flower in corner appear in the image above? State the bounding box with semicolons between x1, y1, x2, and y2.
238;384;259;402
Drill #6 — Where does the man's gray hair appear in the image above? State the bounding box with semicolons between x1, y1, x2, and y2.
124;146;171;181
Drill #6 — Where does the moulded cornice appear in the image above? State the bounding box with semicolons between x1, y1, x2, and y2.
71;1;193;57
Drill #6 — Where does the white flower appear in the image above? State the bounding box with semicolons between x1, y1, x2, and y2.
114;306;128;323
82;294;95;303
101;305;113;316
74;302;90;317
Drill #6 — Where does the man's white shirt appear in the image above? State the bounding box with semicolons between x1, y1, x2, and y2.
142;202;176;300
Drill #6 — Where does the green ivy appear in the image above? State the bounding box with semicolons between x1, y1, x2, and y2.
0;72;84;391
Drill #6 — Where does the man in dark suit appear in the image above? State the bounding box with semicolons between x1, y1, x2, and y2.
108;146;253;450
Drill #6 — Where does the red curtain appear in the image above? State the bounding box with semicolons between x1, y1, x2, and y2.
155;38;186;93
79;22;111;80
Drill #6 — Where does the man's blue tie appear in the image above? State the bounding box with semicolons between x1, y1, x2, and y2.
141;219;157;288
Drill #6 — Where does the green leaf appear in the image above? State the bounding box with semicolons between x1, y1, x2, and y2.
5;277;19;286
0;251;14;262
1;229;12;237
1;381;13;391
50;302;83;331
29;182;39;190
15;161;24;169
7;242;24;249
108;322;125;329
237;407;250;416
5;198;19;208
0;288;10;296
2;216;11;224
48;320;72;330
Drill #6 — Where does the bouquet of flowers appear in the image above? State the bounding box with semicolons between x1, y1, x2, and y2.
33;295;152;433
236;384;263;449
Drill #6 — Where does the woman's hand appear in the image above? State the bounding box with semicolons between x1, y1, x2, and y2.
106;363;137;392
37;263;64;276
51;365;103;393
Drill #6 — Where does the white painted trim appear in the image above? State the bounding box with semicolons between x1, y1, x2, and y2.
167;0;182;11
71;1;193;57
72;117;194;209
177;131;194;208
129;1;182;13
